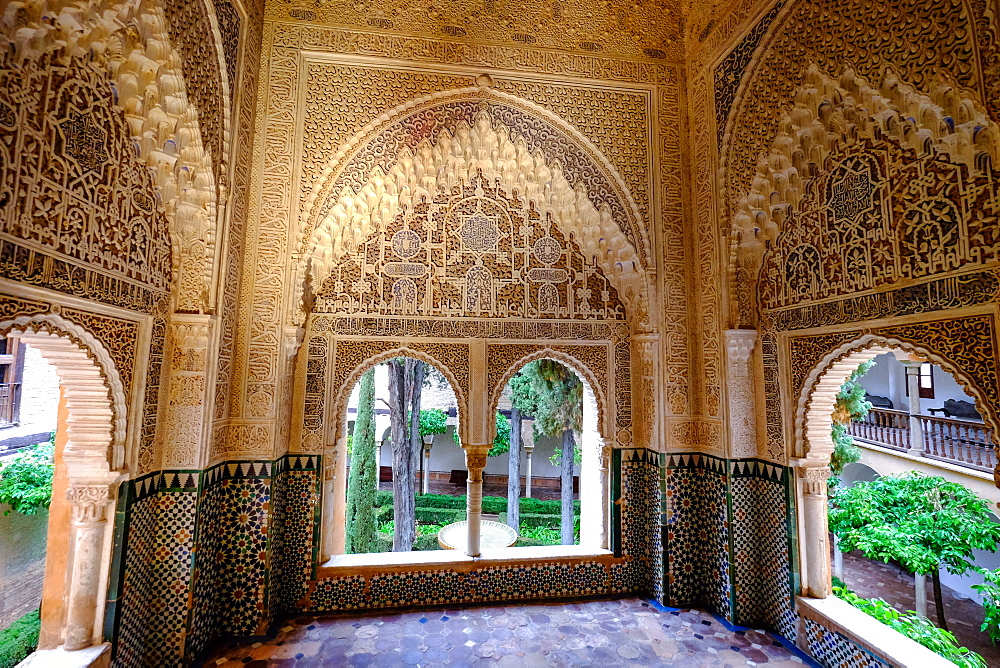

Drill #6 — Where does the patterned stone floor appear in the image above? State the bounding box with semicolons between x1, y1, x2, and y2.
203;597;816;667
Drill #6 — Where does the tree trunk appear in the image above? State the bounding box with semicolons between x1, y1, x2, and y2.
932;568;949;632
344;368;377;554
387;360;415;552
507;405;522;532
408;360;426;496
561;426;575;545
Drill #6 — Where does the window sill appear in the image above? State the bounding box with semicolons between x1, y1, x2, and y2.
796;596;953;667
320;545;616;575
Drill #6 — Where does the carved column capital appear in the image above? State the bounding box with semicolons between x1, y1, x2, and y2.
67;484;114;523
725;329;757;375
797;465;831;496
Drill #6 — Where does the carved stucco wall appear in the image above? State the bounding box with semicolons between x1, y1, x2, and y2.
688;0;1000;466
225;17;698;461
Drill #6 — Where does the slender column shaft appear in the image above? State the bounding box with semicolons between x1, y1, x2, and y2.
64;484;113;651
915;573;927;618
799;466;831;598
464;446;489;557
422;444;432;495
903;363;925;453
524;449;533;498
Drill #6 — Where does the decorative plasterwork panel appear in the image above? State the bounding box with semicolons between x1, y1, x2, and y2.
264;0;683;60
299;92;650;301
0;57;171;303
0;0;223;313
720;0;980;206
312;164;627;321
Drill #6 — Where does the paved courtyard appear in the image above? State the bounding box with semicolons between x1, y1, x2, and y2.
203;597;814;667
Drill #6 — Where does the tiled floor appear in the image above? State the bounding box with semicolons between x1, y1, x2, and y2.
841;550;999;663
203;598;813;667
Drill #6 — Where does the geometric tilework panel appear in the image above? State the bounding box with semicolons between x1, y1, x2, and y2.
618;448;663;598
213;462;272;637
731;460;797;640
662;453;731;619
803;618;889;668
187;463;227;661
273;457;321;613
111;472;199;668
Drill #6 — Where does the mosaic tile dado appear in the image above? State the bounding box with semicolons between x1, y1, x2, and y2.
107;450;798;665
803;618;889;668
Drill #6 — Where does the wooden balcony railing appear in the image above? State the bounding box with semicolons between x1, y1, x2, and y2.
916;414;997;472
847;407;997;473
0;382;20;426
848;407;911;451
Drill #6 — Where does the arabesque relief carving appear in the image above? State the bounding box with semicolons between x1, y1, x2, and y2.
735;67;1000;324
0;0;224;313
265;0;683;60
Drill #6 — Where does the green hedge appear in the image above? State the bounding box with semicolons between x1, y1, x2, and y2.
375;491;579;514
0;610;40;668
375;532;441;552
499;512;563;529
415;507;466;525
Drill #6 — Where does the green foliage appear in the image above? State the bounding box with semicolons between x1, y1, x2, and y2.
971;568;1000;645
509;360;583;438
829;473;1000;576
489;411;510;457
833;584;986;667
385;492;579;515
0;439;54;516
344;369;379;554
830;360;874;475
0;609;40;668
414;507;466;525
418;409;449;438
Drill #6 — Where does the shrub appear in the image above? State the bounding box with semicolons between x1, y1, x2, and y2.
414;507;466;525
0;440;54;515
0;609;40;668
499;512;561;529
833;584;985;668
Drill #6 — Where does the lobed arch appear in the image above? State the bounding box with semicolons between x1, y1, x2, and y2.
294;86;651;324
0;313;128;477
487;347;611;443
329;345;467;450
731;65;1000;273
794;333;999;470
1;0;230;313
717;0;992;210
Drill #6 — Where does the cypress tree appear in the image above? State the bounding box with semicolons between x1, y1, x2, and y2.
345;368;378;554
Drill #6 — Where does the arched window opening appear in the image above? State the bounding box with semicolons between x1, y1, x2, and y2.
797;341;1000;661
494;358;606;551
0;322;123;661
846;351;995;472
0;338;57;663
340;357;463;554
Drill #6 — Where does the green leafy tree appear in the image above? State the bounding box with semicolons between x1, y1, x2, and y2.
344;369;378;554
509;360;582;544
971;568;1000;645
418;408;449;439
833;583;985;667
830;472;1000;632
830;360;874;477
0;438;55;516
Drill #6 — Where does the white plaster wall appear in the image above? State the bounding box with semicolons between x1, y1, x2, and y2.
859;352;977;415
12;345;58;432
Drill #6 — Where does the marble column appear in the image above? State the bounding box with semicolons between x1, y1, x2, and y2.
64;482;115;651
798;465;832;598
464;444;490;557
580;385;605;550
901;360;925;454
